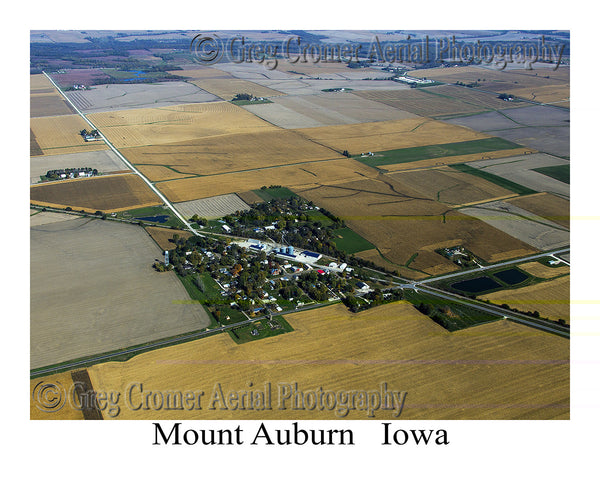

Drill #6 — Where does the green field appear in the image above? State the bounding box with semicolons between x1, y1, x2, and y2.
330;227;375;254
253;186;298;201
449;163;537;195
228;315;294;344
532;165;570;184
355;137;522;168
179;272;223;304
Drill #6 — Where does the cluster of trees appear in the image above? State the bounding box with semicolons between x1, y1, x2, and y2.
343;289;403;313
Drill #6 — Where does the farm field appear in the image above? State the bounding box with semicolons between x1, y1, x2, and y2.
187;74;284;101
518;261;570;279
533;164;570;184
31;92;75;117
446;105;570;158
295;177;537;276
459;200;570;251
30;74;75;117
157;158;378;203
81;302;568;420
507;193;570;228
243;92;418;129
122;129;343;179
30;149;130;184
353;86;521;118
31;217;211;369
145;226;193;251
30;210;78;226
480;275;570;322
66;82;221;112
30;173;161;212
387;166;515;205
88;102;276;149
30;114;108;156
357;137;524;169
250;77;407;96
174;194;251;219
468;154;570;198
295;117;489;155
410;65;570;105
236;190;265;204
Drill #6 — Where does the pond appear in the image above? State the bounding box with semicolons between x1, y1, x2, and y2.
135;215;170;223
451;276;501;294
493;268;528;285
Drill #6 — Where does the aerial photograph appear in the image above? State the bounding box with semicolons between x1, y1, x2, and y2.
29;29;570;422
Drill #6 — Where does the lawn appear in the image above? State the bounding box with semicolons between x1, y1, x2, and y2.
355;137;523;168
253;186;298;201
228;315;294;344
331;227;375;254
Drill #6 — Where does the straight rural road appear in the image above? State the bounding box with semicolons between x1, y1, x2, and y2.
42;71;201;237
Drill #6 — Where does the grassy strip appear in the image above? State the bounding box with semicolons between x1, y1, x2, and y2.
532;165;570;184
355;137;522;167
330;227;375;254
449;163;537;195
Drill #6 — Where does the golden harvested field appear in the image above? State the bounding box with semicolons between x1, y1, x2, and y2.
518;261;570;279
30;115;108;155
122;129;343;179
505;84;570;105
411;66;570;105
145;226;193;251
507;193;570;229
388;166;515;205
157;158;378;203
294;118;489;154
480;275;570;322
88;102;276;149
189;77;284;101
30;371;86;420
30;174;161;212
31;74;55;92
80;302;569;420
296;177;537;274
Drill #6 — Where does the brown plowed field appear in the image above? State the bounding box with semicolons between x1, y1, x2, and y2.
30;174;161;212
295;176;537;274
